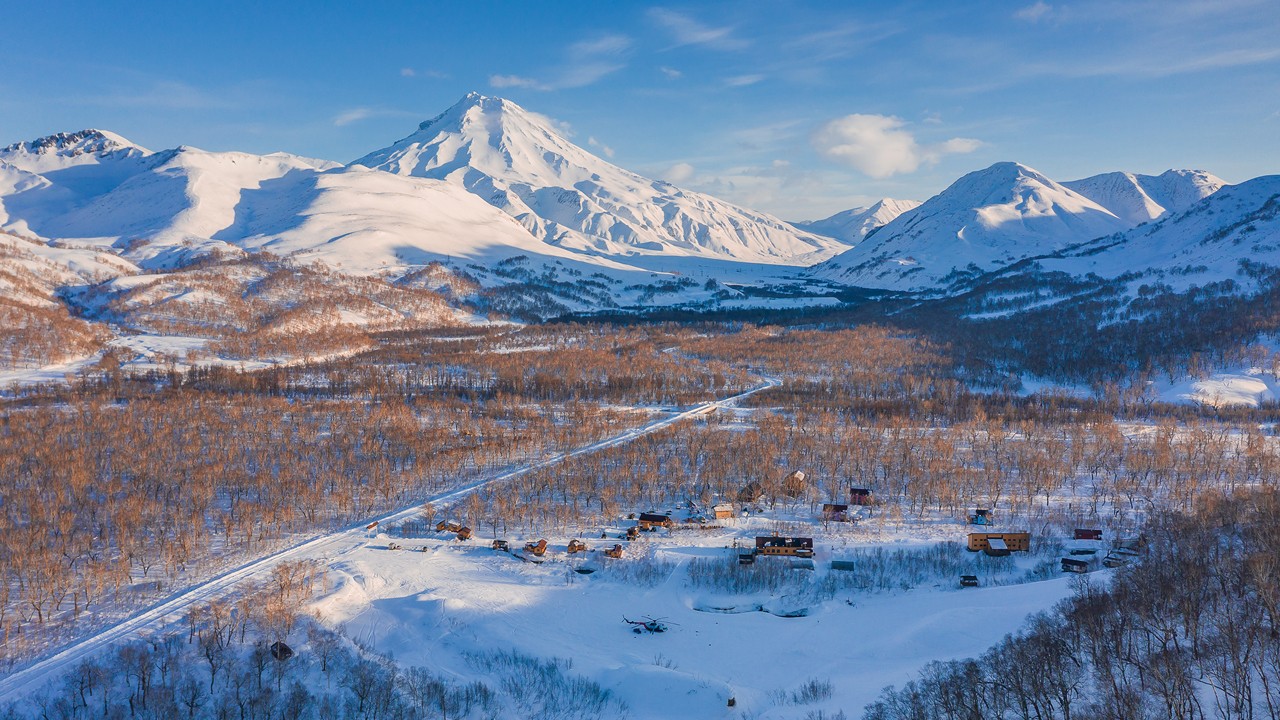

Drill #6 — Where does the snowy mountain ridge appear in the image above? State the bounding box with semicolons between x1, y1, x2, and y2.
811;162;1134;291
795;198;922;244
1063;169;1225;226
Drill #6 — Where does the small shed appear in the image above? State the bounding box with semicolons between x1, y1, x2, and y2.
1061;558;1090;574
849;488;874;506
822;503;851;522
1074;528;1103;541
712;503;734;520
737;481;764;503
270;641;294;661
959;575;979;588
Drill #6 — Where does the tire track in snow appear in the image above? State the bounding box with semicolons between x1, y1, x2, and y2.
0;375;778;701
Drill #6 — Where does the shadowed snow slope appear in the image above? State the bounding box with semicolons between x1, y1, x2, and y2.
1042;174;1280;293
223;165;646;275
811;162;1131;291
1063;169;1225;225
795;198;921;244
352;93;845;266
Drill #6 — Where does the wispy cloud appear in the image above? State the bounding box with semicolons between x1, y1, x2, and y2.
490;32;631;91
731;119;804;151
811;114;981;178
587;136;615;158
659;66;683;79
648;8;749;50
82;80;232;110
401;67;449;79
489;74;550;91
332;107;418;127
1014;1;1054;22
725;74;765;88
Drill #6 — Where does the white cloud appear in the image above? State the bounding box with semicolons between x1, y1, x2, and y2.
571;34;631;56
333;108;374;127
937;137;983;154
811;114;981;178
725;74;765;87
664;162;696;183
587;136;615;158
1015;1;1054;21
400;68;416;77
648;8;748;50
659;66;683;79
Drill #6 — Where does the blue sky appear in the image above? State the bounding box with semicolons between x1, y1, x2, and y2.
2;0;1277;219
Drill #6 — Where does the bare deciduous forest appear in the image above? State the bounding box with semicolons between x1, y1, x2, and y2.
3;319;1279;717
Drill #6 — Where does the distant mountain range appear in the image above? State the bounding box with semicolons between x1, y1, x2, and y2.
0;92;1277;372
810;162;1228;292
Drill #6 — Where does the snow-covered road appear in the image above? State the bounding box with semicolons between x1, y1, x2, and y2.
0;376;778;702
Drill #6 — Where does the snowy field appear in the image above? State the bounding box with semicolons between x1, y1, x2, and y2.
311;522;1080;719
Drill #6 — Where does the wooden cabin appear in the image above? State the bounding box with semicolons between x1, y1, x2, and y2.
604;544;624;558
491;539;510;551
638;513;673;530
456;527;472;541
524;539;548;556
712;503;734;520
567;539;588;554
781;470;808;498
754;535;815;558
822;503;851;522
967;532;1031;555
849;488;874;506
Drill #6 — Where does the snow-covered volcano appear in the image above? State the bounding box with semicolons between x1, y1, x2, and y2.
811;162;1133;291
352;93;844;265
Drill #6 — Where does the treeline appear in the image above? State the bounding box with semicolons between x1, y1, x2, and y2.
864;489;1280;720
909;265;1280;387
0;387;636;666
167;323;751;406
456;400;1280;540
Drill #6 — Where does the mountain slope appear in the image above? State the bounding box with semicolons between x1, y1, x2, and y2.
795;198;921;244
1063;169;1224;225
1043;174;1280;292
352;93;843;265
811;162;1130;291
